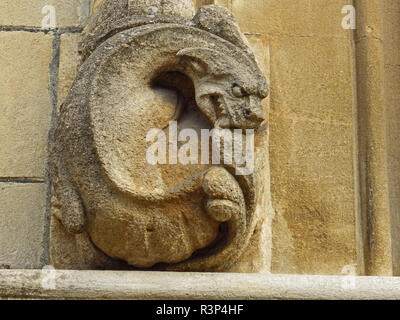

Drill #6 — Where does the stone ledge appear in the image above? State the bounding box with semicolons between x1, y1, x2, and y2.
1;270;400;300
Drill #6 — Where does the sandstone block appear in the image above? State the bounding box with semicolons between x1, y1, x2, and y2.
231;0;352;38
0;183;47;269
0;0;90;28
0;32;53;178
268;36;358;274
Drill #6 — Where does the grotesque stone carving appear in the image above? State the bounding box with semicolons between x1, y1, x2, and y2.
49;0;272;272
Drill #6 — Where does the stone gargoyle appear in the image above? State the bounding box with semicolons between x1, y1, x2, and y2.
49;0;272;272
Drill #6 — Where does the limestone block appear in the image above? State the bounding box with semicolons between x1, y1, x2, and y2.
0;32;53;178
383;1;400;65
268;36;358;274
270;115;358;274
231;0;352;38
386;66;400;275
269;36;354;122
0;0;91;28
0;183;47;269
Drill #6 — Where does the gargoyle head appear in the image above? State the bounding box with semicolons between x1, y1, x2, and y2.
178;47;268;130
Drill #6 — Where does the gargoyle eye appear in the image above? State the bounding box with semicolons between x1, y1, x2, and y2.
232;84;247;98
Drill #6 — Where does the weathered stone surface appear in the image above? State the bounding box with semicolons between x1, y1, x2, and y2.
0;183;46;269
355;8;391;275
50;0;272;272
0;32;53;178
383;0;400;276
94;0;197;15
2;270;400;300
58;34;80;114
231;0;352;38
383;6;400;66
268;36;359;275
81;0;196;63
348;0;400;276
386;65;400;275
270;116;357;274
0;0;90;28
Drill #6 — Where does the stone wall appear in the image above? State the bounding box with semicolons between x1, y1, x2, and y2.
0;0;399;275
0;0;91;269
384;0;400;276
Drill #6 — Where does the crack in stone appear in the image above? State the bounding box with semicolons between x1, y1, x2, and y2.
0;178;45;183
0;25;83;34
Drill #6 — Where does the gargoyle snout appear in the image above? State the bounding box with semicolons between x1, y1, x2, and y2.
243;97;265;128
244;106;265;124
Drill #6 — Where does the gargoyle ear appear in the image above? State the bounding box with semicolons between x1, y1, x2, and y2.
177;47;223;76
192;5;251;53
